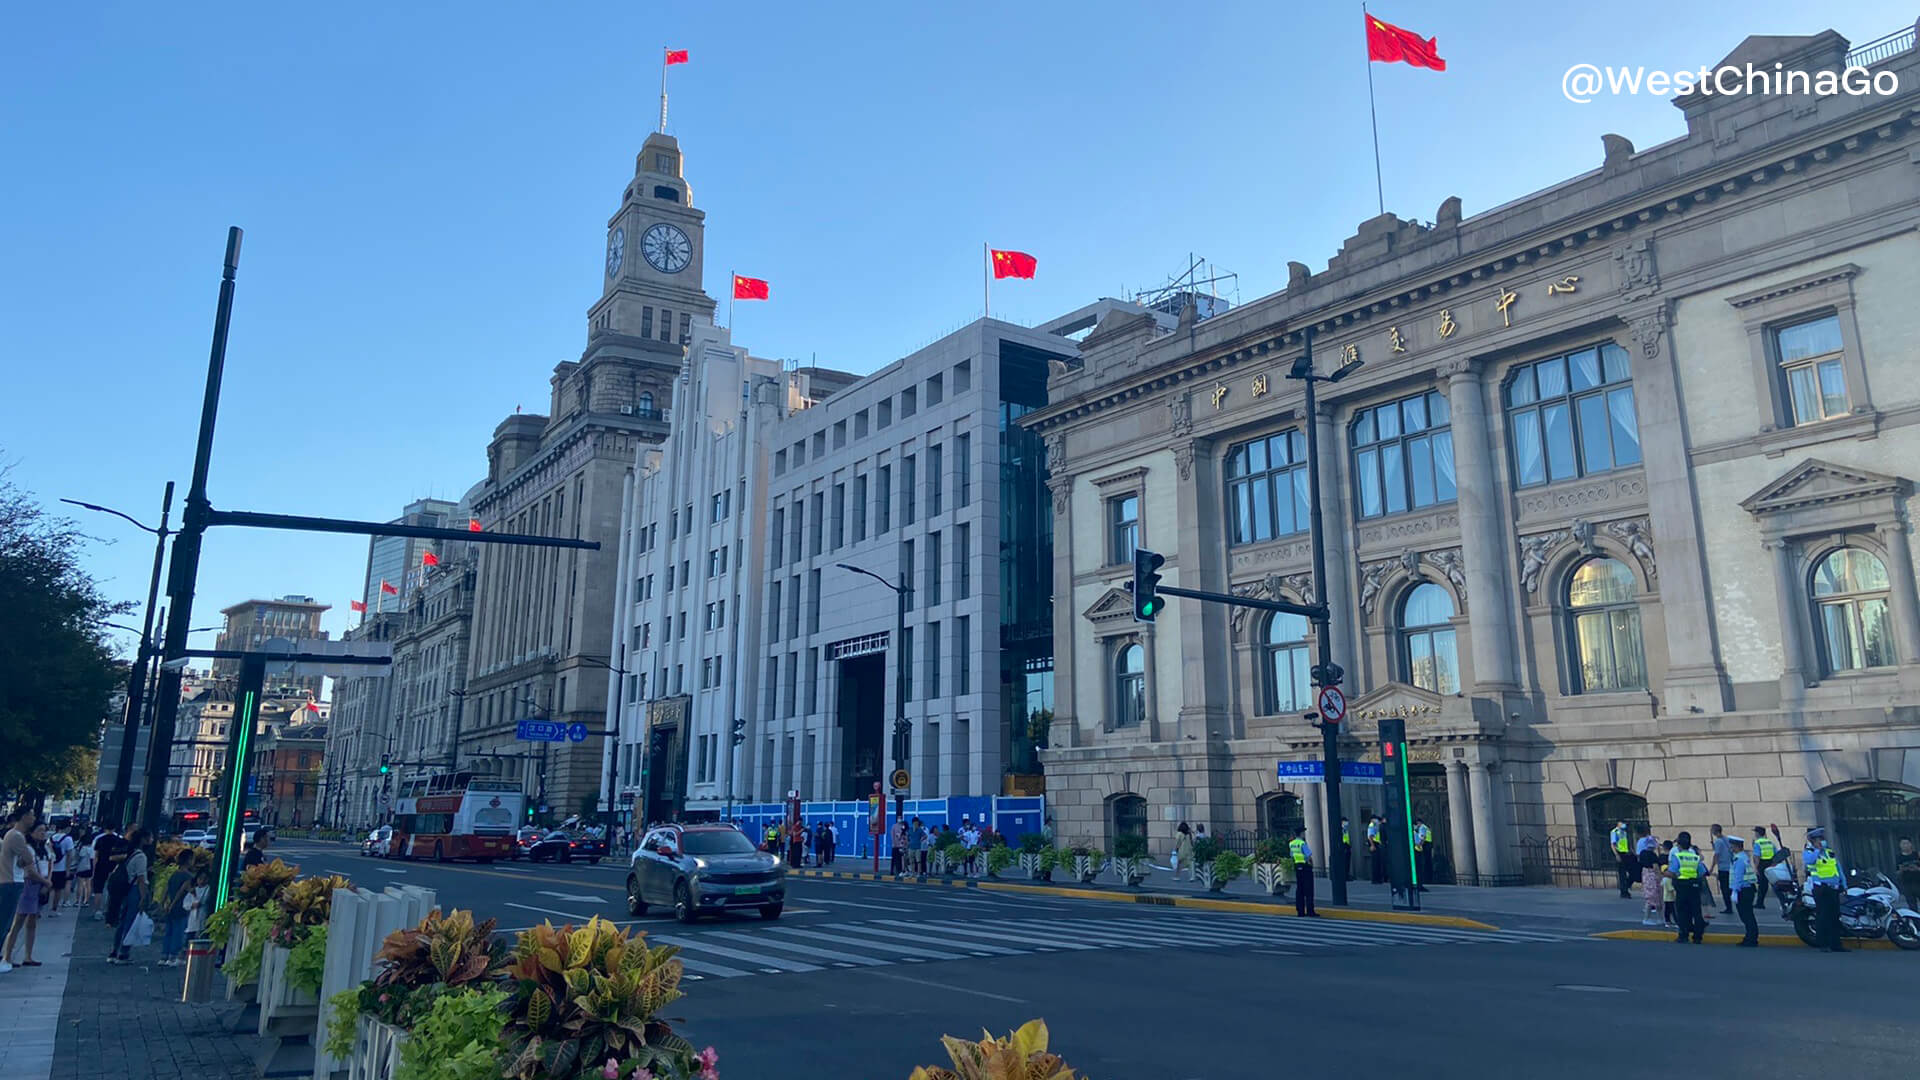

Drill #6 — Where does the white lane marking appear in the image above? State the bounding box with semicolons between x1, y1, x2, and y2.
1252;949;1302;957
644;932;822;973
505;901;596;922
779;908;830;914
871;971;1029;1003
492;865;534;874
703;930;886;967
761;925;965;960
537;891;604;904
824;923;1024;955
992;921;1159;950
674;956;754;978
373;868;408;875
908;920;1094;950
801;897;915;913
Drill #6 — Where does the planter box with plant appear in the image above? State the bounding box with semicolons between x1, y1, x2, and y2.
1250;837;1293;897
983;843;1016;879
1205;851;1249;893
1016;834;1054;881
258;873;349;1029
500;916;705;1080
1108;833;1150;887
1064;844;1105;885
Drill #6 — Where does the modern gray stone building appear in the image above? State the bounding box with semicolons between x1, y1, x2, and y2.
1024;26;1920;882
463;130;715;819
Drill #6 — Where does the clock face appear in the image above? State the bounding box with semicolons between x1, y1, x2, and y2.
641;222;693;274
606;228;624;278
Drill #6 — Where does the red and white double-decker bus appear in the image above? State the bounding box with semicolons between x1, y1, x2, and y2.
389;772;522;862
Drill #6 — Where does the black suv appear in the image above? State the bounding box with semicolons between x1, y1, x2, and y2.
627;824;786;923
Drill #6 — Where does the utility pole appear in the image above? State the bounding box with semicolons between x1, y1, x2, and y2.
833;563;911;871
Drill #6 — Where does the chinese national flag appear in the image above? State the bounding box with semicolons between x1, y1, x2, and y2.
350;600;366;613
306;702;320;713
733;275;770;300
380;580;398;595
1365;14;1446;71
468;518;483;532
422;551;440;567
990;249;1037;279
665;49;689;66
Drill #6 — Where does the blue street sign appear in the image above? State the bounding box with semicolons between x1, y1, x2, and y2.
567;722;590;743
1276;760;1384;785
515;720;566;743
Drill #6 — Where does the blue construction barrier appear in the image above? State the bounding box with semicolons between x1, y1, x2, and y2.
721;795;1047;863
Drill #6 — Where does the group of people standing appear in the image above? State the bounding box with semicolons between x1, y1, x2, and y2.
1609;819;1859;950
1;806;108;972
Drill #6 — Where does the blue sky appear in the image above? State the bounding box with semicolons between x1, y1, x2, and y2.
3;0;1909;670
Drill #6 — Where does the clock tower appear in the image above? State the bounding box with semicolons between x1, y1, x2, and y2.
588;131;717;344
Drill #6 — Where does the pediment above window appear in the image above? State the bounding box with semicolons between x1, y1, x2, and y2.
1082;586;1139;627
1740;458;1909;538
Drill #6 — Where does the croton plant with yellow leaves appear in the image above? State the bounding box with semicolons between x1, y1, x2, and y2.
909;1020;1086;1080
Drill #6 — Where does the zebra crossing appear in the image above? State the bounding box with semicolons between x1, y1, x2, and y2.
644;911;1587;982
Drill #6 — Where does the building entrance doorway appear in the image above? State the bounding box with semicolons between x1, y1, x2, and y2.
1408;764;1456;885
836;654;885;800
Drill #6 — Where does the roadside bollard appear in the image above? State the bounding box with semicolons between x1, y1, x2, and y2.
182;937;215;1003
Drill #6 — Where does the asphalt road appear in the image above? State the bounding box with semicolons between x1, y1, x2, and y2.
275;841;1915;1078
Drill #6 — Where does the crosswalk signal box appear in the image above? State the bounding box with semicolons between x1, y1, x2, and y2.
1378;716;1421;910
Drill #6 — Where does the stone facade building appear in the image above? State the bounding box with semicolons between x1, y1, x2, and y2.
321;613;401;828
1025;27;1920;882
213;595;329;699
463;131;715;820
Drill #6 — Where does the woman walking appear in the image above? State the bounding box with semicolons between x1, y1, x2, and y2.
109;828;151;963
70;830;94;909
1173;822;1195;881
158;849;195;966
3;822;52;967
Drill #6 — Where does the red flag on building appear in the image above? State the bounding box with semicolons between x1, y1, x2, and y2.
1365;13;1446;71
349;600;366;613
306;702;320;713
732;275;770;300
990;249;1037;279
380;580;399;595
665;49;689;65
422;551;441;567
468;518;483;532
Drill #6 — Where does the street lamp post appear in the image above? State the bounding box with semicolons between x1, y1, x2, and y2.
65;486;174;827
834;563;910;875
574;653;630;844
1287;327;1362;909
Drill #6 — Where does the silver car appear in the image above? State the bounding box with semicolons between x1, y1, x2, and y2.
626;824;786;923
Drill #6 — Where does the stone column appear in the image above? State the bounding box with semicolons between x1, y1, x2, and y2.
1173;439;1231;739
1765;539;1812;702
1142;626;1162;742
1468;760;1502;884
1446;761;1478;886
1441;359;1519;690
1875;520;1920;665
1629;304;1732;712
1313;404;1361;677
1047;473;1081;747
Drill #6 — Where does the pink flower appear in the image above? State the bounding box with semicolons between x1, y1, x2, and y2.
631;1071;652;1080
378;993;391;1004
601;1058;620;1080
697;1046;719;1080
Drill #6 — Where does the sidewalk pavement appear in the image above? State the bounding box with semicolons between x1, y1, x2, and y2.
0;905;75;1080
792;861;1697;935
49;907;260;1080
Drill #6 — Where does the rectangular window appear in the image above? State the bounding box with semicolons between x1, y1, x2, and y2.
807;646;820;713
1226;431;1310;545
813;431;826;458
767;580;782;644
669;509;678;539
660;309;673;342
769;508;785;564
901;539;915;612
831;483;846;549
711;492;726;522
902;455;917;524
789;499;804;565
852;474;868;541
807;569;821;634
926;621;941;699
673;663;683;694
1776;314;1849;425
707;549;719;577
678;312;691;345
1505;343;1639;488
809;492;824;556
1350;391;1454;520
713;654;723;689
956;432;971;507
877;465;892;532
788;575;802;639
878;399;892;428
784;652;798;718
901;387;917;418
954;359;972;392
664;565;675;592
928;443;943;516
1107;494;1139;564
792;440;805;466
855;409;869;438
774;449;786;476
926;374;944;406
901;626;914;702
927;530;942;605
956;523;971;599
833;420;847;449
641;307;654;339
956;615;971;694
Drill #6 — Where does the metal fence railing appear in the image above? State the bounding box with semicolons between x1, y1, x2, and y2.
1846;25;1916;68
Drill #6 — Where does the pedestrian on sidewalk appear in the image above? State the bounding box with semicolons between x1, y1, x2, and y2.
960;818;981;876
90;825;122;922
1411;817;1433;892
1635;826;1661;927
1367;816;1385;885
1805;827;1847;953
1659;841;1677;926
826;820;839;865
109;827;152;963
70;830;94;909
1727;836;1759;946
888;818;906;875
1666;831;1707;944
1289;826;1317;917
1173;822;1193;880
2;810;51;971
242;828;274;870
158;848;195;966
1896;837;1919;911
47;822;74;917
1610;820;1633;898
1752;826;1780;910
184;869;211;938
1709;824;1734;915
1340;817;1354;882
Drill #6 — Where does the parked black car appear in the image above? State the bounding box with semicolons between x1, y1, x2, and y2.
525;829;607;864
626;823;786;923
512;827;543;860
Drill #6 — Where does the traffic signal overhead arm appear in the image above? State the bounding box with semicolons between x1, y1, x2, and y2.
1154;582;1329;622
1126;547;1328;623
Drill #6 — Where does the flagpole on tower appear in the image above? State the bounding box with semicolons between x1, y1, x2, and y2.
983;243;991;320
729;269;735;329
659;47;670;132
1363;3;1385;216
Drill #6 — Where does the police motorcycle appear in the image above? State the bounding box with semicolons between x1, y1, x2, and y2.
1771;862;1920;950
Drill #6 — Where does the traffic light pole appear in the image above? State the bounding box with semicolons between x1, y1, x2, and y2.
1297;331;1349;908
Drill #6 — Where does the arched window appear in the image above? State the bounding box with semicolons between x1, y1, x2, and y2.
638;391;656;415
1812;547;1893;672
1567;557;1646;693
1264;612;1311;715
1108;794;1148;849
1112;642;1145;728
1400;583;1459;694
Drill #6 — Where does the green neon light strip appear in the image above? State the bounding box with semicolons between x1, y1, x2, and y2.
1399;742;1419;889
214;689;258;911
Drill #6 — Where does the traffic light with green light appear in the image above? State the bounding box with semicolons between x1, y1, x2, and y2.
1131;548;1166;622
379;753;391;775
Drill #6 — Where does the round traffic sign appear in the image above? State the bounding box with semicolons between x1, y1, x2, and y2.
567;722;589;742
890;768;911;791
1317;685;1347;723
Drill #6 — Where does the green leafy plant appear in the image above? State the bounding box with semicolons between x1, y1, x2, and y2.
274;874;352;942
500;917;695;1080
1210;850;1249;887
984;845;1016;877
908;1019;1082;1080
1017;832;1050;855
325;988;362;1060
228;901;284;985
1252;836;1289;864
395;987;510;1080
288;924;328;994
206;901;241;947
236;859;299;908
353;908;507;1028
1111;833;1149;860
1190;835;1222;865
